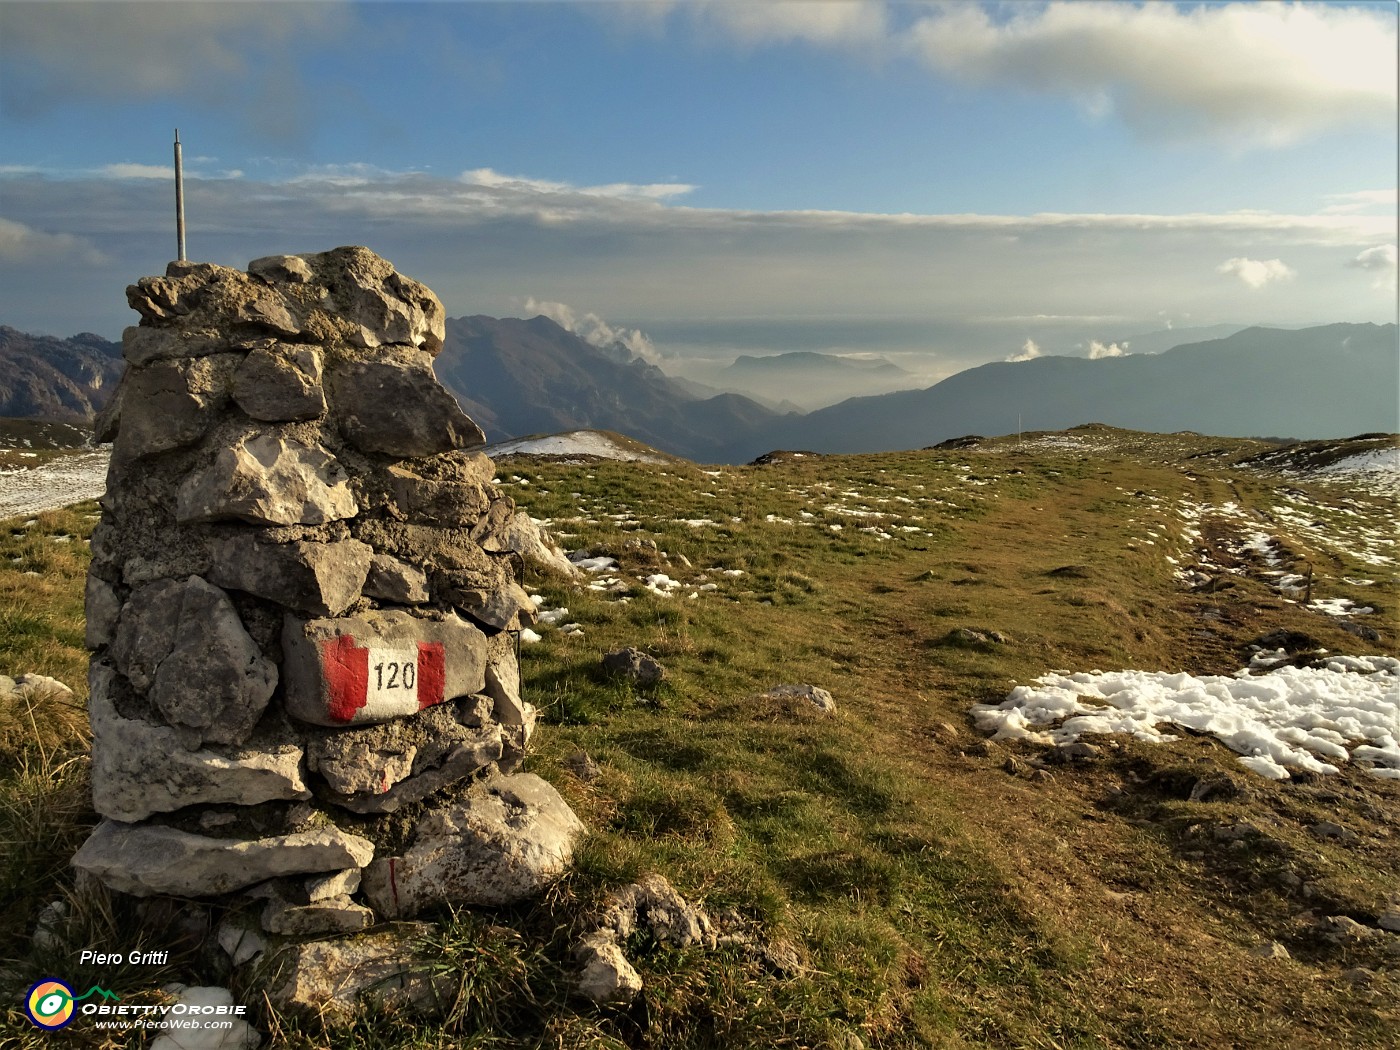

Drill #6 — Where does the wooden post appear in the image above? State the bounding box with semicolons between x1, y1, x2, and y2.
174;129;186;262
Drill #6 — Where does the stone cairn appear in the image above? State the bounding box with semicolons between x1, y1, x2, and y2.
74;248;584;959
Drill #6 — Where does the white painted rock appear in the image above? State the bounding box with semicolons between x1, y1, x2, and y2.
362;773;584;916
73;821;374;897
282;609;487;726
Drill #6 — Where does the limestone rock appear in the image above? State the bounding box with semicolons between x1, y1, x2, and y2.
148;986;262;1050
452;579;535;632
307;869;361;901
89;667;309;821
231;345;326;422
362;773;584;916
176;435;357;526
575;930;643;1004
495;511;579;576
563;750;601;783
84;575;121;650
267;925;452;1018
262;894;374;936
116;357;230;459
328;732;504;815
598;874;716;949
208;535;372;617
111;577;277;746
1249;941;1291;960
363;553;430;604
763;683;836;714
1379;909;1400;933
602;647;666;687
216;920;267;967
302;246;445;354
73;822;374;897
248;254;313;285
282;609;486;726
329;350;484;458
386;465;492;527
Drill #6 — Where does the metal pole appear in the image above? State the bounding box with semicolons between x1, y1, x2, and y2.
174;129;186;262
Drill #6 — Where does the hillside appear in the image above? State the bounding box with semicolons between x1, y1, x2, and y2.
0;326;123;423
434;315;787;463
1;427;1396;1047
768;323;1400;454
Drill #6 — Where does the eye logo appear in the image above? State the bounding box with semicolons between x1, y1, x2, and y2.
25;979;75;1030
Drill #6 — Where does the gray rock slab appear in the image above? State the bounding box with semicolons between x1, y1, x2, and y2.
208;535;372;617
328;732;504;815
306;869;361;902
385;466;492;527
362;773;584;916
363;553;430;604
329;351;484;458
602;647;666;687
496;511;578;576
763;683;837;714
451;579;535;632
262;894;374;936
115;357;230;459
176;434;356;526
84;575;121;651
575;930;643;1004
282;609;486;726
231;345;326;422
89;666;309;822
73;821;374;897
144;577;279;746
248;254;313;285
110;578;186;691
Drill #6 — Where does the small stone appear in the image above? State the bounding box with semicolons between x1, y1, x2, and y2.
564;750;601;783
362;773;584;916
1029;768;1053;783
176;435;356;526
1318;915;1377;945
329;351;484;458
495;511;578;576
216;921;267;967
1213;822;1260;842
1308;820;1357;843
763;683;836;713
967;739;1000;758
1249;941;1291;960
73;821;374;897
1003;756;1027;776
1340;967;1375;987
33;900;68;950
248;254;314;285
328;733;504;815
306;869;361;902
363;553;430;604
575;930;643;1004
602;647;667;687
231;344;325;421
1057;741;1101;760
84;575;121;650
261;894;374;936
207;535;372;617
1378;909;1400;933
453;580;535;632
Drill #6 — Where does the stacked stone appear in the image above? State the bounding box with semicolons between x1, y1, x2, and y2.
75;247;580;938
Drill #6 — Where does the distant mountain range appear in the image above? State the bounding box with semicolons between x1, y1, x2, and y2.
717;351;913;410
765;323;1399;455
3;319;1394;464
433;315;788;462
0;326;123;423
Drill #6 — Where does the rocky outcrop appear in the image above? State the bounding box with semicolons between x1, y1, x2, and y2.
76;247;578;932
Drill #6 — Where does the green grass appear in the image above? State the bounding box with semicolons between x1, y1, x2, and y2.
1;433;1397;1048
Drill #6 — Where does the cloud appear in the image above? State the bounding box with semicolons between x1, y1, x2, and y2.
1007;338;1042;363
1347;244;1398;292
1087;340;1128;359
0;2;347;140
0;217;105;265
907;2;1396;145
1217;257;1297;289
522;297;662;364
462;168;695;202
1322;188;1398;215
100;163;175;180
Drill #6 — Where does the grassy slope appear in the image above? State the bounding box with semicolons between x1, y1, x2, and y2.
0;429;1396;1048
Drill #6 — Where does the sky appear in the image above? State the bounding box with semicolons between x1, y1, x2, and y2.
1;0;1396;386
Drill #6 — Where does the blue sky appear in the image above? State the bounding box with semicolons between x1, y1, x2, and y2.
1;1;1395;383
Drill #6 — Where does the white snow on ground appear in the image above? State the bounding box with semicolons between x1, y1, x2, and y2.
972;655;1400;781
485;431;666;463
0;449;110;519
1311;448;1400;497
